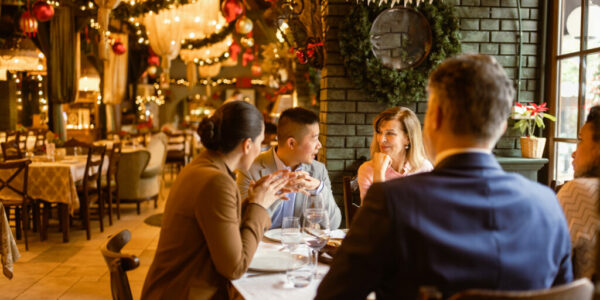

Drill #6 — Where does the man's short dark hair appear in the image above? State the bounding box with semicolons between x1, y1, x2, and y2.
586;105;600;141
277;107;319;144
428;54;515;142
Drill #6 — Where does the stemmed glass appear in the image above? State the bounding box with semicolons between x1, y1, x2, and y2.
303;208;330;278
281;216;303;252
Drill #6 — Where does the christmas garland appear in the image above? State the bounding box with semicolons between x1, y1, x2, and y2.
181;21;236;50
192;51;231;66
339;0;461;105
112;0;192;20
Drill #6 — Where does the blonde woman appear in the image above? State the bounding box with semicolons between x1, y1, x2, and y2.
357;107;433;202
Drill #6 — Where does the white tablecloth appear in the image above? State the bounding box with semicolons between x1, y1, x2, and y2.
0;202;19;279
232;241;330;300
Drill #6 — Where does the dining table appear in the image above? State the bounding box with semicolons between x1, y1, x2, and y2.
232;240;331;300
0;155;108;242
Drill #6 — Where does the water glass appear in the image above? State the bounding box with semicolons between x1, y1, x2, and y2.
45;142;55;161
286;246;312;288
304;194;326;211
281;216;302;252
303;208;330;278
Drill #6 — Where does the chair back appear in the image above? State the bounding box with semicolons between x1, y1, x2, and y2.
1;140;24;161
166;132;187;156
5;131;19;143
447;278;594;300
107;131;121;142
33;129;47;153
107;143;122;189
342;176;360;228
100;229;140;300
82;145;106;196
0;159;31;203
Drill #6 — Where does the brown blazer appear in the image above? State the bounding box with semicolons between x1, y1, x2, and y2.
141;150;271;300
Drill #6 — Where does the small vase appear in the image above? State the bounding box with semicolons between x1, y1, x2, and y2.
520;136;546;158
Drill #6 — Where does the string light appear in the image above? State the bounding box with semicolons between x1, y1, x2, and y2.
169;78;266;87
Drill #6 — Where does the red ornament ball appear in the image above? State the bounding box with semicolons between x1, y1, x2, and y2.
19;11;38;37
32;1;54;22
147;55;159;66
112;42;126;55
251;64;262;76
221;0;244;23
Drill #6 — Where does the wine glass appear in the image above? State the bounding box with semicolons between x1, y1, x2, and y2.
304;194;326;211
281;216;303;252
303;208;330;278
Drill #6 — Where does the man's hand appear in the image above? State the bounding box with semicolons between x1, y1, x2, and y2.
285;170;320;195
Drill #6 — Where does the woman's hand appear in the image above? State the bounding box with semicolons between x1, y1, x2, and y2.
247;170;294;210
372;152;391;183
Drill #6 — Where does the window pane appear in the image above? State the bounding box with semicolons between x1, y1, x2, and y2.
555;142;577;181
561;0;582;54
557;57;580;138
584;0;600;50
584;52;600;121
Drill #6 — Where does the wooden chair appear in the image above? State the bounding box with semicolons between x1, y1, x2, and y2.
103;142;122;224
0;159;33;250
1;140;24;161
33;129;47;154
342;176;360;229
100;229;140;300
57;139;107;240
165;132;187;177
106;131;121;142
446;278;593;300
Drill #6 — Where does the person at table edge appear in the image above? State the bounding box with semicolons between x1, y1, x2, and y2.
316;54;573;299
237;107;342;229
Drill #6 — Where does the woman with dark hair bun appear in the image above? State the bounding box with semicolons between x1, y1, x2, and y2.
142;101;293;299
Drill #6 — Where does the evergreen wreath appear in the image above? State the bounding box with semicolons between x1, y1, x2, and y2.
339;0;461;105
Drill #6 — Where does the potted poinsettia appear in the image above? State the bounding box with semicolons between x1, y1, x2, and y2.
511;102;556;158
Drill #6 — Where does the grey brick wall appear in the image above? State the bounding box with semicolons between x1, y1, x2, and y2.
320;0;542;204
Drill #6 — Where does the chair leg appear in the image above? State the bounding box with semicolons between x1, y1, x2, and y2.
80;197;91;240
15;206;22;240
59;204;69;243
31;200;39;233
136;201;141;215
22;204;29;251
106;188;113;226
154;195;158;208
41;201;50;241
116;191;121;220
98;192;104;233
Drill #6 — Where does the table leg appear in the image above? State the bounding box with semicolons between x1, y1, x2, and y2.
41;202;50;241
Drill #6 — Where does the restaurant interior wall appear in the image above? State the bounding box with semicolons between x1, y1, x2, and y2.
320;0;545;207
0;80;18;130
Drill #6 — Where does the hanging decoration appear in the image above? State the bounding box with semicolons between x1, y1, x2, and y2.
112;0;192;20
339;0;460;105
198;63;221;78
235;15;253;35
32;0;55;22
112;40;126;55
240;36;254;48
143;6;184;86
251;64;262;76
221;0;244;23
191;51;231;66
242;48;254;66
293;39;323;67
229;40;241;63
20;11;38;37
181;21;236;50
95;0;122;60
356;0;437;6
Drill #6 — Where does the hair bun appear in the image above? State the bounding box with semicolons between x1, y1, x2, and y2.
199;117;219;150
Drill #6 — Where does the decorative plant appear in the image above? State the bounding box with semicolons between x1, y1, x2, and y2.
512;102;556;138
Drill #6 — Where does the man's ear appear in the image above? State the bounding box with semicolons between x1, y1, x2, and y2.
286;137;296;150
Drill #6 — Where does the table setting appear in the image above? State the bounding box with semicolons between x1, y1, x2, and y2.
232;195;348;300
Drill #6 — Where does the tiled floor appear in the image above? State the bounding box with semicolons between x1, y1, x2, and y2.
0;177;172;300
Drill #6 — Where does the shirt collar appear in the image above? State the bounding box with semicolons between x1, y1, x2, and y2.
434;148;492;167
273;147;303;172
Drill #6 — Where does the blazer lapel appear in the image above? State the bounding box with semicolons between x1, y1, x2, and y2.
259;147;279;177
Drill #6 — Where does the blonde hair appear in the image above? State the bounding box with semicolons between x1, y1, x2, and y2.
369;107;428;172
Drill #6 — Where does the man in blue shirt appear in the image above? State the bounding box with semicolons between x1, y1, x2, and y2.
237;107;342;229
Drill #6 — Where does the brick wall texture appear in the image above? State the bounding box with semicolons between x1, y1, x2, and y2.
320;0;542;204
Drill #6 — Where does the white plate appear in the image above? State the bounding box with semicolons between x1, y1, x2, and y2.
264;228;311;242
248;250;308;272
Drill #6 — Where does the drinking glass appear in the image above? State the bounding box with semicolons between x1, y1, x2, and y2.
304;194;326;211
45;142;55;161
285;246;312;288
281;216;303;252
303;208;330;278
